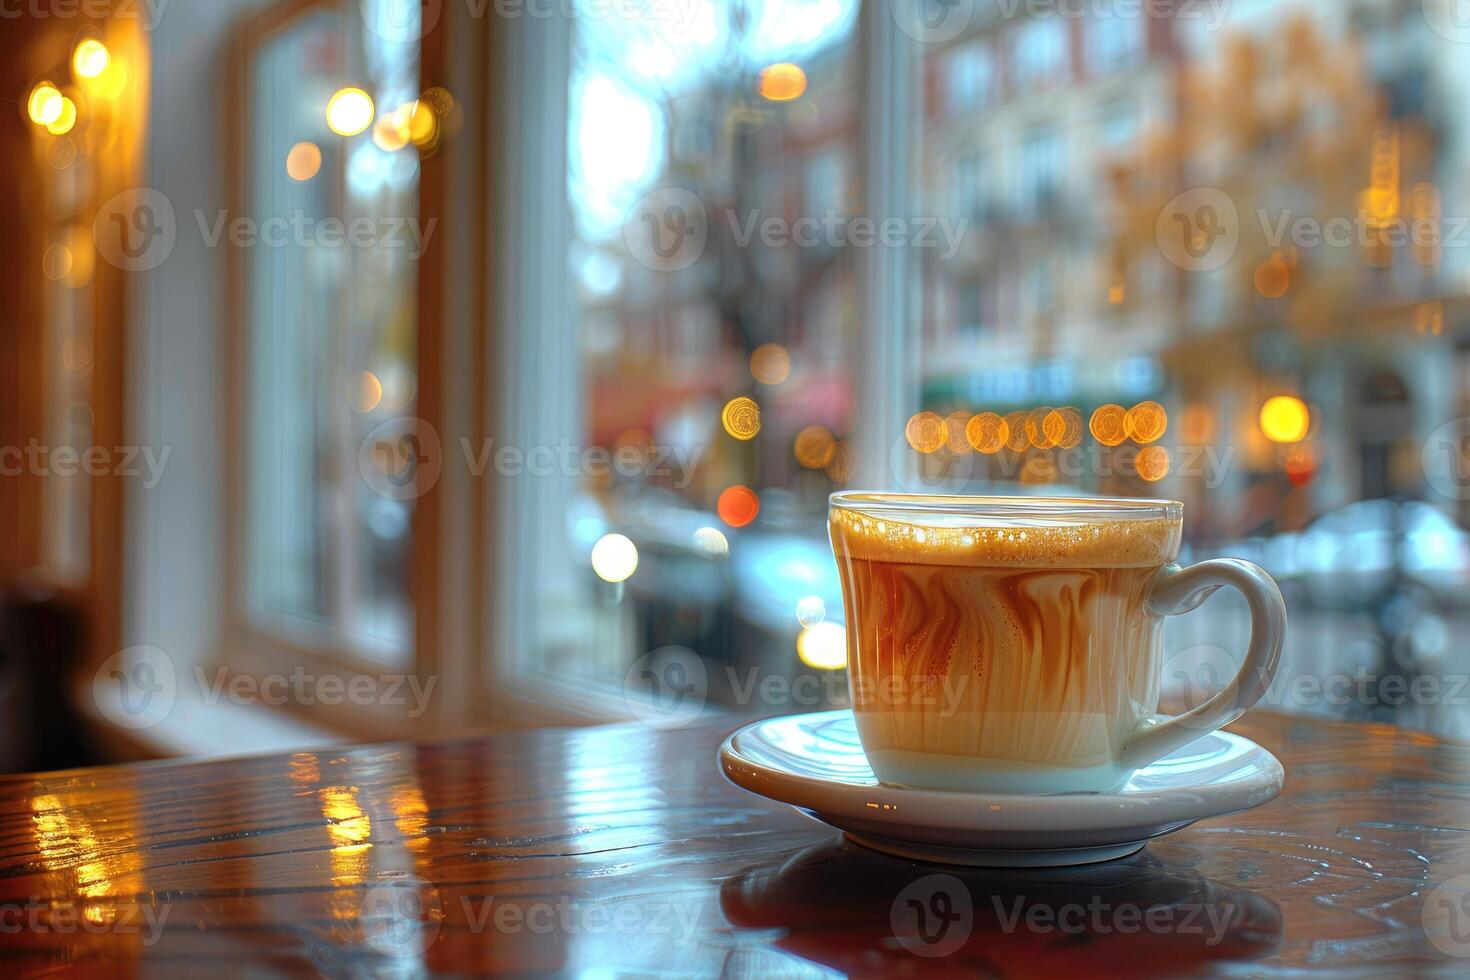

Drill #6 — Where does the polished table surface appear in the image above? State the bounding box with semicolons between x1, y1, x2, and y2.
2;710;1469;977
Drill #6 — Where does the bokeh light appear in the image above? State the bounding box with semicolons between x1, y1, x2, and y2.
825;440;855;483
1090;404;1128;447
42;243;72;281
1125;401;1168;444
1003;411;1029;452
286;141;322;181
905;411;947;453
591;533;639;583
1254;254;1291;298
797;622;846;670
693;526;729;558
966;412;1008;454
1136;445;1171;482
73;39;110;79
796;595;826;629
28;83;63;126
326;87;375;136
351;371;383;413
407;99;438;146
1052;407;1082;448
46;97;77;136
1260;395;1310;443
1284;444;1316;486
372;105;412;151
1021;454;1058;484
758;63;807;102
91;59;127;100
721;396;761;441
750;343;791;385
717;485;760;528
793;425;836;469
1024;408;1055;449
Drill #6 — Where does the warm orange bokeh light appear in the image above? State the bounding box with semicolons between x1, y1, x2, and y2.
722;396;761;441
286;141;322;181
351;371;383;412
905;412;947;454
372;106;413;151
718;485;760;528
1180;403;1217;444
1284;444;1316;486
1090;404;1128;447
966;412;1009;454
825;440;855;483
1136;445;1171;482
1058;407;1084;448
1260;395;1310;443
1254;254;1291;298
793;425;836;469
945;412;972;454
758;63;807;102
46;97;77;135
750;343;791;385
73;39;110;79
28;82;63;126
1125;401;1168;444
1025;408;1055;449
1003;411;1029;452
1021;454;1058;484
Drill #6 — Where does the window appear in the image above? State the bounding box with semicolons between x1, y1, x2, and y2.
238;4;421;667
192;0;1470;743
1088;14;1144;75
943;41;993;114
1019;126;1064;212
1010;18;1068;91
1100;98;1140;148
486;0;864;705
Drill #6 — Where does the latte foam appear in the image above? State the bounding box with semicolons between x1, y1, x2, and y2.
829;503;1180;569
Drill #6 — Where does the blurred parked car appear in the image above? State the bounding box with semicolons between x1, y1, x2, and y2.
1216;500;1470;610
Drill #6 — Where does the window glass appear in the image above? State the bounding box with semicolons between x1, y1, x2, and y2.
244;5;420;665
522;0;861;704
1088;12;1143;75
1010;17;1068;90
917;6;1470;738
944;41;993;114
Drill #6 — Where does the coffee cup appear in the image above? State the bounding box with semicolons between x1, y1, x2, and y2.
829;493;1285;795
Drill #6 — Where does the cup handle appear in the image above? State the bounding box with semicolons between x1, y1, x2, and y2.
1122;558;1287;773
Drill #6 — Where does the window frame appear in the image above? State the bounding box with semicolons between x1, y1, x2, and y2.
212;0;926;736
220;0;447;740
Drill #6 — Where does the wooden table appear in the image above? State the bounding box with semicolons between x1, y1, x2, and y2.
2;711;1468;977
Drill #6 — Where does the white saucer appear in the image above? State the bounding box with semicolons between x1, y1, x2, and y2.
719;710;1284;867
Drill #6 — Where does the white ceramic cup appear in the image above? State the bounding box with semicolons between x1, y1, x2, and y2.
829;493;1286;795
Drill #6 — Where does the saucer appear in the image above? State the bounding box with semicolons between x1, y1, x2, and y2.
719;710;1284;867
